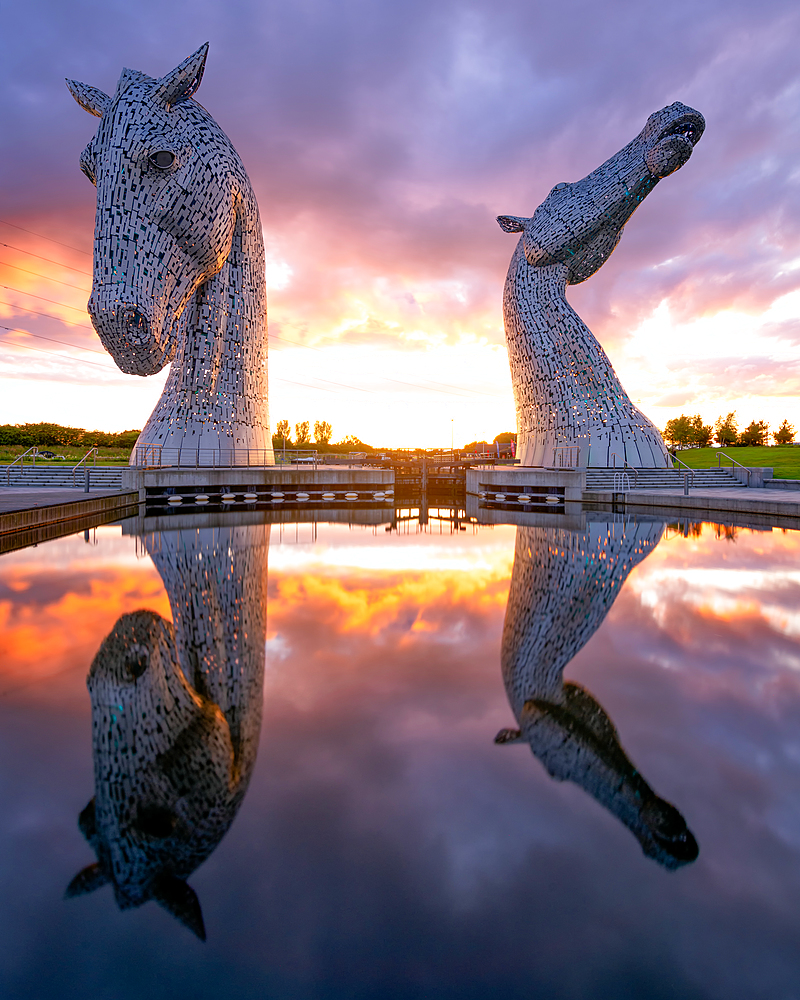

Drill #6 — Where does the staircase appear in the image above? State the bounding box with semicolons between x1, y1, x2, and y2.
585;467;744;490
2;465;125;489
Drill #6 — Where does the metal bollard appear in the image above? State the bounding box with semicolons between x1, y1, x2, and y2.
84;466;90;493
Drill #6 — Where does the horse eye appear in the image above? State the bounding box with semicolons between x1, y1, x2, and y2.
149;150;175;170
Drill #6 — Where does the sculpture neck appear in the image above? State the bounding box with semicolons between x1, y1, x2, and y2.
135;194;272;460
148;524;268;789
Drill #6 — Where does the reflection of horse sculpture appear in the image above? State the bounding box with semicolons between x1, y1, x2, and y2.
496;519;698;869
66;525;268;939
498;102;705;468
67;45;272;463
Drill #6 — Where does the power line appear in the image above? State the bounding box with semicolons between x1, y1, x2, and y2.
0;323;108;356
269;332;504;398
272;377;337;393
0;281;509;403
0;260;91;292
0;299;95;332
0;219;91;256
0;227;508;400
0;242;92;276
0;286;87;313
0;337;119;371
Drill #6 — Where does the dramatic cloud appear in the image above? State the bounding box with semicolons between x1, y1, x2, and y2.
1;0;799;441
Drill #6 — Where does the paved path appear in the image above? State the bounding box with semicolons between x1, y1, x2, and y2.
584;485;800;521
0;487;133;516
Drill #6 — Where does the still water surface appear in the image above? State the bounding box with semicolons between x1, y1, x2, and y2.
2;514;800;999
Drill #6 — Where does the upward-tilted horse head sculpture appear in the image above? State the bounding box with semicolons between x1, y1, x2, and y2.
67;45;272;464
498;102;705;468
495;518;698;869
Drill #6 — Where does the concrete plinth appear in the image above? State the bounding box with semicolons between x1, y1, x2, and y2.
122;465;394;504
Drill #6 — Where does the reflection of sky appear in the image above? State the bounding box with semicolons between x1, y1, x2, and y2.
2;521;800;997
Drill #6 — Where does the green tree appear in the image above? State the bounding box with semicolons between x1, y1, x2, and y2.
314;420;332;445
295;421;310;445
275;419;291;445
689;415;713;448
663;415;693;448
493;432;517;444
714;412;738;446
739;420;769;446
774;419;795;445
338;434;373;450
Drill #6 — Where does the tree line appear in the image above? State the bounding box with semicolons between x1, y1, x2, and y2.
271;420;372;451
663;413;795;448
0;422;141;449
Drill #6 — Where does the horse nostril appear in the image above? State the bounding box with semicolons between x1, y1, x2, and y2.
120;307;150;343
124;645;149;679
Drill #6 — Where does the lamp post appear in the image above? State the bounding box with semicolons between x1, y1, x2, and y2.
451;418;454;454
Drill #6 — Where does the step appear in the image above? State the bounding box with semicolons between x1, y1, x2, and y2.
2;465;124;488
585;468;745;489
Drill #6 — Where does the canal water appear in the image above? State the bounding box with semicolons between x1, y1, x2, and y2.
1;512;800;999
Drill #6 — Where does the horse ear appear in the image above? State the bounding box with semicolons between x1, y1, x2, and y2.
66;79;111;118
65;863;110;898
151;874;206;941
497;216;529;234
78;797;97;843
155;43;209;108
494;727;525;744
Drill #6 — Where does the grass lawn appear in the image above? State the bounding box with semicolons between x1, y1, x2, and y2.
0;446;132;465
675;445;800;478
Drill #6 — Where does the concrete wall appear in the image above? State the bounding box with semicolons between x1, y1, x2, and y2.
730;467;773;487
465;467;585;501
121;466;394;501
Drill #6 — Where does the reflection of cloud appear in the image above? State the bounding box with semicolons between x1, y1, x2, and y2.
5;521;800;993
0;536;169;701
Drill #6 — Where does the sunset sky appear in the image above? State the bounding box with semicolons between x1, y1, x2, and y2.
1;0;799;447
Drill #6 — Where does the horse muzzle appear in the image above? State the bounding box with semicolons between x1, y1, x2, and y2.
88;286;175;376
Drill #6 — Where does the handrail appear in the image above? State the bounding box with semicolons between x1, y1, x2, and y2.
717;450;751;486
671;452;695;490
5;446;38;484
72;447;98;487
129;445;317;469
613;471;631;493
623;460;638;487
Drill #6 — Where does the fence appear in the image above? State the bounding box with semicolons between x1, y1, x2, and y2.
128;446;393;469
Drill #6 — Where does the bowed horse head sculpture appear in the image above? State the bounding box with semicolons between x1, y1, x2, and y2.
66;525;269;940
67;45;272;463
498;102;705;468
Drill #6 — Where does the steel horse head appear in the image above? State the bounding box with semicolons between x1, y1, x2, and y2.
67;45;272;462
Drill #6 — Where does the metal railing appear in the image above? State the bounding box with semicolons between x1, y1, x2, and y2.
129;445;424;469
72;447;98;487
623;460;638;487
612;472;632;493
717;450;751;486
130;445;282;469
670;452;696;492
4;446;38;484
552;445;581;468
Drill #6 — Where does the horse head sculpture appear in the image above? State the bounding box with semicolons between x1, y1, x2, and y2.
67;46;272;463
498;102;705;468
66;524;269;939
495;519;698;869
